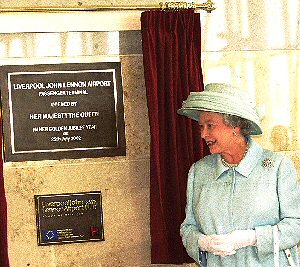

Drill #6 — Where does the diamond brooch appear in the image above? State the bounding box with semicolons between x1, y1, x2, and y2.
262;158;274;168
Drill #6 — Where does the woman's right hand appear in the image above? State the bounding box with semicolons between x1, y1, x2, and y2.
198;230;256;256
198;234;237;257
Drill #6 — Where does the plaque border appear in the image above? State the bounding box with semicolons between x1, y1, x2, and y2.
0;62;126;162
34;191;104;246
8;69;120;154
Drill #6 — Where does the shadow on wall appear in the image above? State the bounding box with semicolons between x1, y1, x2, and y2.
270;125;292;151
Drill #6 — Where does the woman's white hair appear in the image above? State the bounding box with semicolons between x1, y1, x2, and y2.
222;113;253;137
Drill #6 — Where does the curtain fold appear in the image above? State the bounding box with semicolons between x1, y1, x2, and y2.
0;118;9;266
141;9;209;263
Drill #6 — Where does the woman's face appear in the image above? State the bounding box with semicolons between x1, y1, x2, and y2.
198;111;237;155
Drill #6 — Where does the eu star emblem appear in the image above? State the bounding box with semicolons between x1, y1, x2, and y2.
43;230;58;241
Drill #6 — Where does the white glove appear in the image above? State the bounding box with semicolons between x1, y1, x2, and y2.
228;230;257;250
198;230;256;256
198;234;237;257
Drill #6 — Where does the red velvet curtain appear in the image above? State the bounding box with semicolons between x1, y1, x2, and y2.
0;119;9;266
141;9;208;264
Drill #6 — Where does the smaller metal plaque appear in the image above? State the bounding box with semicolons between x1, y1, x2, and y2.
35;191;104;245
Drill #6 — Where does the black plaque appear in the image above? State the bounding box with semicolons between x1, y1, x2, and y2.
0;62;126;162
34;191;104;245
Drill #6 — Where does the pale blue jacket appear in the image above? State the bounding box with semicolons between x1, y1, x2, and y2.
180;137;300;266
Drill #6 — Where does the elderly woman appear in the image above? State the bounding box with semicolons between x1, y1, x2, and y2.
178;83;300;267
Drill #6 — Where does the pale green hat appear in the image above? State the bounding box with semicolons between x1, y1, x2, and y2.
177;83;262;135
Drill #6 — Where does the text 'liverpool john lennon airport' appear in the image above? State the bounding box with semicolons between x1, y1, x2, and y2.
29;111;100;120
12;80;112;90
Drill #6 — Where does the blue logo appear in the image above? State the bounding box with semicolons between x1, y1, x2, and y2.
43;230;58;241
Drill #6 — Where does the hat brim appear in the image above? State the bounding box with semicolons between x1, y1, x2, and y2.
177;107;262;135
